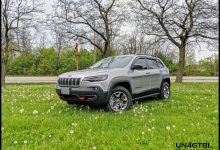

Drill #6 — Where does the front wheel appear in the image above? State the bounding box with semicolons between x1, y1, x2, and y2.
104;86;133;112
159;82;170;99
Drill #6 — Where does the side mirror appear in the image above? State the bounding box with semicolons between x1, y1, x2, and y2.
131;64;144;70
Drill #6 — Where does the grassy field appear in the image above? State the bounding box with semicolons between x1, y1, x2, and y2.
2;83;218;150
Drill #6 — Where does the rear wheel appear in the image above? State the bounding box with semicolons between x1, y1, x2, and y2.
104;86;133;112
159;82;170;99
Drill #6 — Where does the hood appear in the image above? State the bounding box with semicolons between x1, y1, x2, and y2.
59;68;121;78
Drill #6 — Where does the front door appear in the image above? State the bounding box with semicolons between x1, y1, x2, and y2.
128;57;151;94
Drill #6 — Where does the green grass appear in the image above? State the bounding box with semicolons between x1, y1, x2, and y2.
2;83;218;150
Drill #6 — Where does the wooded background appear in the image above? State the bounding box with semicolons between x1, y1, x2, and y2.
1;0;219;87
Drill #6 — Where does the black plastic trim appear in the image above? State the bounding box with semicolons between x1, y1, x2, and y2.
132;88;160;99
56;86;108;106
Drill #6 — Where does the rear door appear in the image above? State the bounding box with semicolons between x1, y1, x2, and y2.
128;57;151;94
146;58;162;89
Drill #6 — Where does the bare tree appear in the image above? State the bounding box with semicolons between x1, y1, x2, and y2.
117;31;152;55
54;0;125;58
132;0;218;82
1;0;44;88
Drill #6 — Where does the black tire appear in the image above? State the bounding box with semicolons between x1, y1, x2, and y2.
67;101;75;105
104;86;133;112
159;82;170;99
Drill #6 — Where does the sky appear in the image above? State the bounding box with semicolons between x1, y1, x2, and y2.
42;0;218;62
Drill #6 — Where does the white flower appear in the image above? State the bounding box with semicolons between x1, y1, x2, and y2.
70;130;74;134
166;126;171;131
19;108;24;113
172;125;176;128
13;140;18;144
49;135;52;138
24;140;28;144
142;132;145;135
92;146;97;150
148;129;152;132
1;127;4;131
183;129;186;132
33;110;38;115
72;123;78;127
152;127;155;130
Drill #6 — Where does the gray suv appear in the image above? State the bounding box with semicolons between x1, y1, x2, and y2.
56;54;170;112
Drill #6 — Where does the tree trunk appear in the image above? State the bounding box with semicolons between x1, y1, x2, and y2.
1;28;10;88
1;59;5;88
175;47;186;83
75;43;79;70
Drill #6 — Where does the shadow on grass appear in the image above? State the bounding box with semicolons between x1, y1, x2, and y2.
64;96;166;112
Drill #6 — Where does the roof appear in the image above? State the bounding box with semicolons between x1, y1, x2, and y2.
114;54;156;58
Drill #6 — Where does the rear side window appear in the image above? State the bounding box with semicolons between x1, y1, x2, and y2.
146;58;159;69
157;59;164;68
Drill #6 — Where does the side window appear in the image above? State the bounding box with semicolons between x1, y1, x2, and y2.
157;60;164;68
146;58;159;69
133;57;147;69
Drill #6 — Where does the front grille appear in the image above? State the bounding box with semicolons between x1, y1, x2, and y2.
58;78;81;86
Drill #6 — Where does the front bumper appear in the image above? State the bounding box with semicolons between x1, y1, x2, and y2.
55;85;108;105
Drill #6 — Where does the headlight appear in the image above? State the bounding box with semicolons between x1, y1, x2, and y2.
83;75;108;82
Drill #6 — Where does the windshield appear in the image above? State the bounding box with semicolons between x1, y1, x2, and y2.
89;56;133;69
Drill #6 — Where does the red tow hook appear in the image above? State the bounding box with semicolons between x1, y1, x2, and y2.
79;96;86;101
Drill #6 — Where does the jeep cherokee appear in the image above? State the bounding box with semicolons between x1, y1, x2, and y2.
55;54;170;112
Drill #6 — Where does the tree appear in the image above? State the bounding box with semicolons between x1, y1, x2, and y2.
1;0;43;87
54;0;125;58
132;0;218;82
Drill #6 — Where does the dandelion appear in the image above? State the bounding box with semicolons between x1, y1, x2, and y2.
148;128;152;132
166;126;171;131
33;110;38;115
19;108;24;113
172;125;176;128
24;140;28;144
70;130;74;134
13;140;18;144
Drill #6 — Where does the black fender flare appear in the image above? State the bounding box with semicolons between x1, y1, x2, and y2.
108;77;133;94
